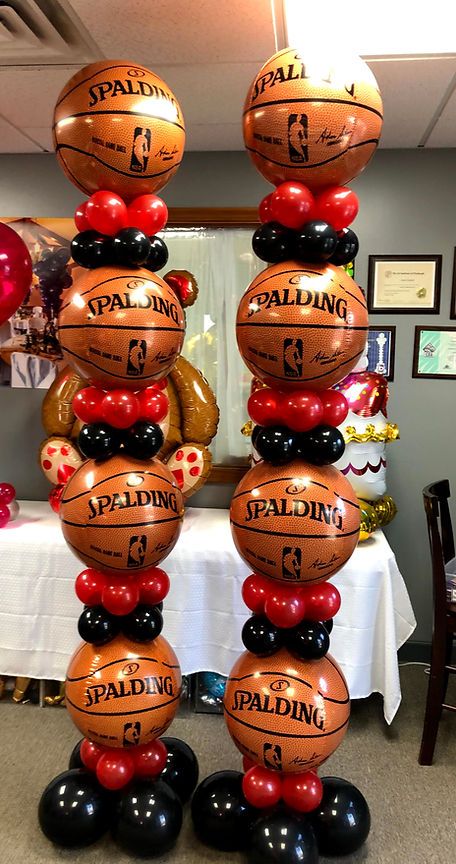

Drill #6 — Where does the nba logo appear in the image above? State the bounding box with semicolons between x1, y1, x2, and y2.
282;547;302;580
283;338;303;378
263;743;282;770
128;535;147;568
127;339;147;376
130;127;151;173
123;722;141;746
288;113;308;163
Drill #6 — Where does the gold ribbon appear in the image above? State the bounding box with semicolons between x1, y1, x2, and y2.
344;423;399;444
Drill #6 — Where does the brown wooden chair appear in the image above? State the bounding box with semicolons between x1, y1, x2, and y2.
419;479;456;764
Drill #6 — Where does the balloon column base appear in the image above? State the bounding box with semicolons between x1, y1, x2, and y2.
191;771;370;862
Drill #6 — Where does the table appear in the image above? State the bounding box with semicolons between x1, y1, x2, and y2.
0;502;416;723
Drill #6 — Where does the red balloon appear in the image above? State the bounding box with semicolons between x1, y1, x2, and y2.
242;755;256;772
72;386;105;424
0;505;10;528
138;567;170;604
264;585;306;628
49;484;65;514
86;191;128;236
127;194;168;235
0;482;16;505
258;193;273;223
242;573;271;614
80;738;104;772
137;388;169;423
282;771;323;813
320;390;349;426
74;201;91;232
301;583;341;621
101;580;139;615
248;389;281;427
96;751;135;790
281;390;323;432
101;390;140;429
242;766;282;808
133;739;168;778
314;186;359;231
75;568;108;605
270;182;315;229
0;223;33;326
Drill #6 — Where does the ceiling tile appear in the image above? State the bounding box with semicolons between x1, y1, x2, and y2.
0;67;83;128
22;127;54;151
154;62;261;125
0;117;42;152
425;84;456;146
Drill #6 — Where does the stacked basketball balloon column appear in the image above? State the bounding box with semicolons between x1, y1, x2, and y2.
191;49;383;863
38;61;200;856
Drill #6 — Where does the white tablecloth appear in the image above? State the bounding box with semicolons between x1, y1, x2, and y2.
0;503;416;723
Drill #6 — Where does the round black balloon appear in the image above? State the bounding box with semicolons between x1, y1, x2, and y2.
112;779;182;857
299;424;345;465
329;228;359;266
38;768;113;848
112;227;151;266
68;739;84;770
160;737;199;803
191;770;254;851
242;614;284;656
248;811;318;864
323;618;334;635
286;620;330;660
252;221;294;264
123;421;164;460
144;236;169;272
78;606;120;645
312;777;371;856
254;425;299;465
294;220;338;263
122;605;163;643
78;423;123;461
71;231;112;269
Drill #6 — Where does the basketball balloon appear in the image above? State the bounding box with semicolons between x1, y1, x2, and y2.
224;648;349;773
243;48;383;190
230;459;359;584
58;266;185;389
53;60;185;199
236;261;368;390
60;454;184;575
66;634;181;748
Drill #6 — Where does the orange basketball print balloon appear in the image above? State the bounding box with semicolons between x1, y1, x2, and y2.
243;48;382;190
66;634;181;748
236;261;368;390
230;459;359;584
224;648;349;773
60;454;184;575
58;266;185;389
53;60;185;199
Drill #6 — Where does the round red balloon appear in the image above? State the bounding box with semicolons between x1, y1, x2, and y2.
320;390;349;426
242;573;270;614
101;390;140;429
0;505;10;528
133;739;168;778
242;766;282;808
86;191;128;235
101;580;139;616
248;389;280;427
75;568;107;605
270;182;315;229
96;751;134;790
281;771;323;813
127;194;168;235
258;193;273;223
0;482;16;505
74;201;91;232
281;391;323;432
73;386;105;424
0;223;32;326
80;738;104;772
264;585;306;628
137;388;169;423
138;568;170;605
314;186;359;231
301;583;341;621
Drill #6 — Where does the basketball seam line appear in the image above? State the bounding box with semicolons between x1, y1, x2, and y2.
244;140;379;170
62;468;179;502
243;96;383;120
55;143;183;181
223;707;350;738
53;109;185;134
230;520;360;539
338;284;368;311
244;348;365;382
59;324;185;333
236;322;367;329
62;515;180;529
55;64;160;108
226;670;349;704
65;693;181;717
60;273;166;310
241;265;325;295
59;345;178;380
231;477;330;498
67;655;180;681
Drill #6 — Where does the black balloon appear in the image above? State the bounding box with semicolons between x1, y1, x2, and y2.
299;424;345;465
323;618;334;635
123;421;164;460
242;614;284;656
112;779;182;857
160;737;199;803
38;768;113;848
68;739;84;770
286;620;330;660
294;220;338;262
78;605;120;645
191;770;254;851
330;228;359;266
71;231;112;269
254;425;299;465
144;236;169;272
78;423;123;461
112;227;151;266
312;777;371;856
252;221;294;263
122;604;163;643
248;811;318;864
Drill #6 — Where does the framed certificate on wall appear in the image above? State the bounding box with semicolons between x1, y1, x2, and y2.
367;255;441;314
412;327;456;379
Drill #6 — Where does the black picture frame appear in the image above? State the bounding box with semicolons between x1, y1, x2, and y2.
450;248;456;320
412;326;456;379
367;325;396;381
367;255;442;314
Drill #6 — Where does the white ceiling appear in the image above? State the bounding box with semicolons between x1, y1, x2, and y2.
0;0;454;153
